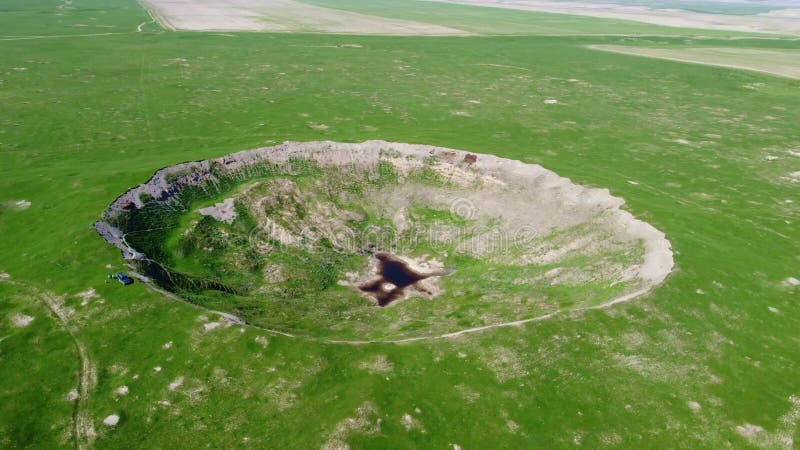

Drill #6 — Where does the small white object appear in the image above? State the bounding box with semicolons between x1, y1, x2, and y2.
103;414;120;427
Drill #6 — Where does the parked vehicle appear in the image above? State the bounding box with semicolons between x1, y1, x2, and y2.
116;272;134;286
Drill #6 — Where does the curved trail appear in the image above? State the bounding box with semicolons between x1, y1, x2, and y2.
136;270;663;345
0;278;95;448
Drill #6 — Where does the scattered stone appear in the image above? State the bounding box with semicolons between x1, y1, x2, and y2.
168;376;184;391
162;341;173;350
784;277;799;286
154;366;162;373
768;306;780;314
766;155;779;161
14;200;31;209
0;273;9;280
687;400;701;411
103;414;120;427
75;288;99;306
358;354;393;374
323;401;381;450
307;122;329;131
402;413;416;430
254;336;269;348
203;322;221;332
735;423;764;439
115;386;129;396
66;390;79;401
544;98;558;105
696;289;705;295
10;313;34;328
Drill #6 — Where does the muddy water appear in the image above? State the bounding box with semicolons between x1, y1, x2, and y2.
359;253;451;306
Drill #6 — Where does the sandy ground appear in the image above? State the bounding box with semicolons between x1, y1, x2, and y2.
589;45;800;80
430;0;800;35
141;0;469;34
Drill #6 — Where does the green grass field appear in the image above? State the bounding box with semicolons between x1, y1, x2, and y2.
1;0;799;448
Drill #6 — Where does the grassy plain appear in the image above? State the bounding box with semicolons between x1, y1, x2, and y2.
1;0;799;448
590;44;800;80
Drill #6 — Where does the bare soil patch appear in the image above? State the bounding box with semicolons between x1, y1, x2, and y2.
141;0;470;35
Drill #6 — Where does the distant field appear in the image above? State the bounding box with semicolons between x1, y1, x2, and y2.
141;0;776;36
140;0;469;34
429;0;800;35
589;45;800;79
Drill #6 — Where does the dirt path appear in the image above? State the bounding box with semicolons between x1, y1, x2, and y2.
319;287;656;344
0;278;95;448
138;270;662;345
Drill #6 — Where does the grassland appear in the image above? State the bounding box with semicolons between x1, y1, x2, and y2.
1;0;800;448
590;44;800;80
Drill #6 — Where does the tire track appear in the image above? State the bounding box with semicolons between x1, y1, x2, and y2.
0;278;95;449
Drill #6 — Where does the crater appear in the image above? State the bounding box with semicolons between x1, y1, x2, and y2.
94;141;673;340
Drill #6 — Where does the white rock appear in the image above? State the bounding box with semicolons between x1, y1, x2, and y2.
115;386;129;396
203;322;221;332
10;313;34;328
103;414;120;427
168;376;184;391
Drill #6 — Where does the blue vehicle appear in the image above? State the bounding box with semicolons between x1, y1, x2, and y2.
116;272;134;286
